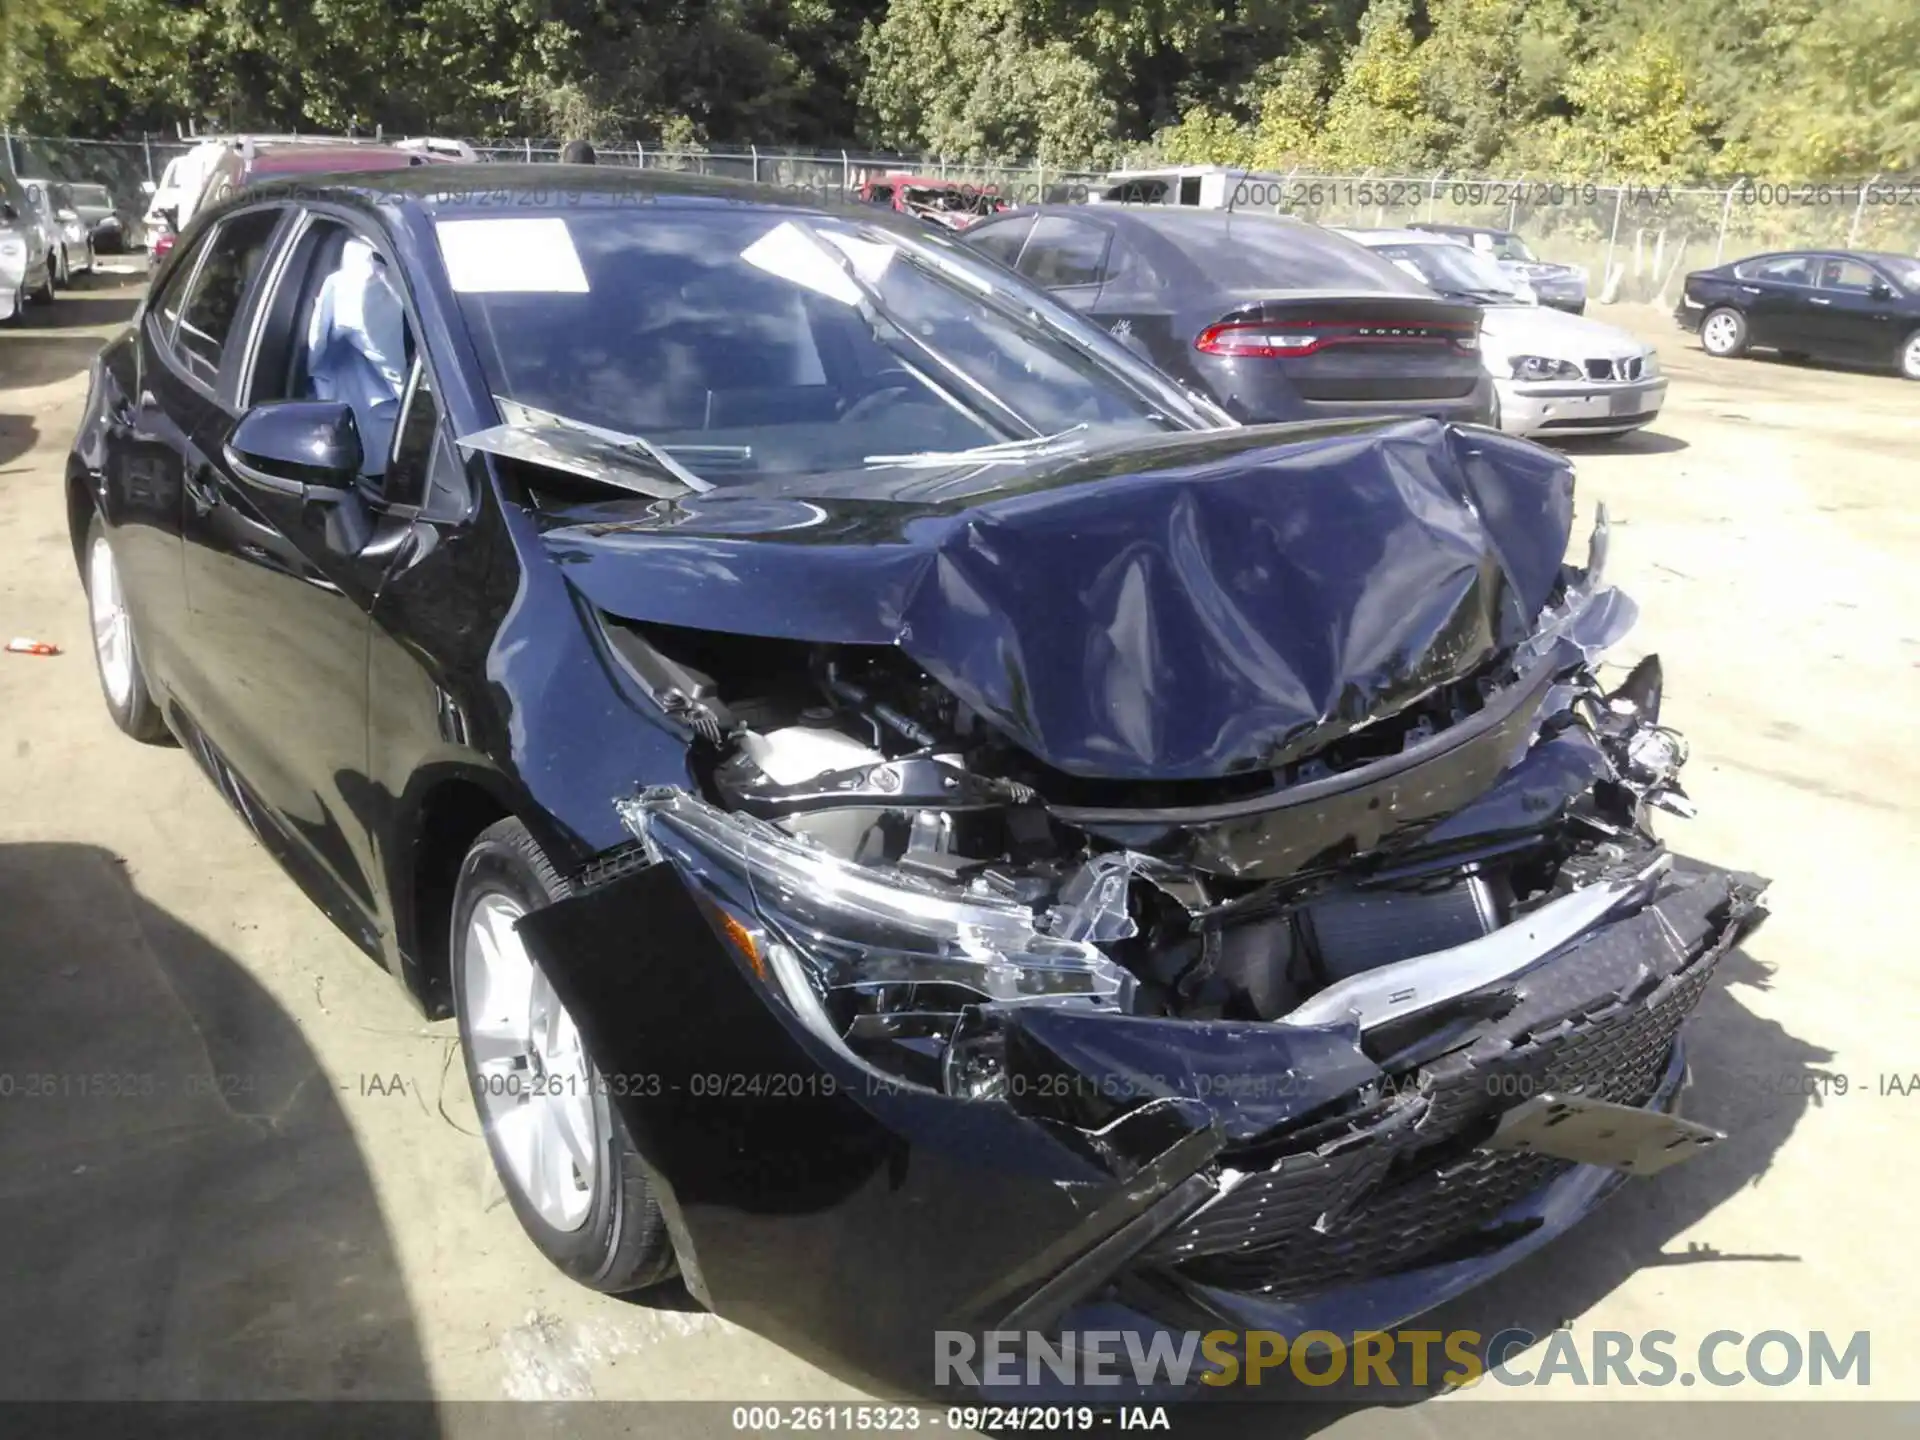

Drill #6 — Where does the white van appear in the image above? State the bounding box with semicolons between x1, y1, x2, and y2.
141;140;232;234
1089;166;1294;210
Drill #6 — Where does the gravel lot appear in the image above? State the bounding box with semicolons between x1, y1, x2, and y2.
1;271;1915;1431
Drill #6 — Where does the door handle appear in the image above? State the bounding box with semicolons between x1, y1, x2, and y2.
1738;286;1761;295
1808;297;1831;305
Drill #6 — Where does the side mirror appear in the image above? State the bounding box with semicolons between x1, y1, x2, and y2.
0;202;14;222
224;401;364;501
1869;280;1894;300
140;180;158;197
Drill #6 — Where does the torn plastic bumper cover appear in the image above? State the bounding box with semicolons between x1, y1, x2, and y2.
519;816;1764;1392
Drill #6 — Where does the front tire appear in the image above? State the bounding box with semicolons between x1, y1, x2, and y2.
1699;307;1748;358
1899;330;1920;382
53;246;69;288
32;259;54;306
451;818;677;1293
83;515;169;742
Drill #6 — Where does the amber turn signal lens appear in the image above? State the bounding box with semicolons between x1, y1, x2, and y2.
715;908;765;979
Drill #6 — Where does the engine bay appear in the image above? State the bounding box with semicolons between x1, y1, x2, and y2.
604;546;1699;1097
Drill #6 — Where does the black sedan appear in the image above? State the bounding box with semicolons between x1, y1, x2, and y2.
1676;250;1920;379
962;205;1496;427
68;166;1763;1396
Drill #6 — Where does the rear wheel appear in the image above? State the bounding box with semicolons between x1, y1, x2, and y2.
1899;330;1920;381
84;514;169;742
1699;307;1747;358
451;818;677;1293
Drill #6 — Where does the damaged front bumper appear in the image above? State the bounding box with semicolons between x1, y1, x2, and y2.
520;831;1765;1397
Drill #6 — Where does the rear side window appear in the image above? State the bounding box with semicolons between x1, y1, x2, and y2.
1017;216;1110;288
965;215;1033;268
1734;255;1814;284
1155;218;1425;294
169;208;283;386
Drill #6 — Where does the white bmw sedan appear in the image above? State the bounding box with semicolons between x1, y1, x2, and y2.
1337;228;1668;439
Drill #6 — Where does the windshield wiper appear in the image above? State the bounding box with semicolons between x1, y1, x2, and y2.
791;224;1036;441
474;399;714;494
864;424;1091;468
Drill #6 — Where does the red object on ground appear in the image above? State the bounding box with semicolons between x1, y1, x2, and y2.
6;638;61;656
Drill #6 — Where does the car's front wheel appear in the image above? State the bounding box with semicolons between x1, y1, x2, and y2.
83;515;169;742
53;246;69;288
451;817;677;1293
32;258;54;306
1699;307;1748;358
1899;330;1920;382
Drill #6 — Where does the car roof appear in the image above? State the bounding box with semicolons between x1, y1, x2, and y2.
1414;222;1512;239
234;163;950;231
246;145;439;176
1732;249;1906;265
1336;227;1465;247
984;203;1319;237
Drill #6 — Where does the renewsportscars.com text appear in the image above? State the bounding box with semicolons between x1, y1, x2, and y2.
935;1327;1871;1391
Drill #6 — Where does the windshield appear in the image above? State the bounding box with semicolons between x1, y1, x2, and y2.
1878;256;1920;293
440;207;1220;489
1489;234;1537;263
1374;242;1525;302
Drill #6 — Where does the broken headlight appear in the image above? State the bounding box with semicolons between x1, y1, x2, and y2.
618;790;1130;1068
1510;355;1583;382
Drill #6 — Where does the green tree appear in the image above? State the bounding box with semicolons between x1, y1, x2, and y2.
1544;33;1720;181
1316;0;1443;171
860;0;1116;162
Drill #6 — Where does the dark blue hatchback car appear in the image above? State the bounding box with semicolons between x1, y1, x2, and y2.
66;166;1763;1396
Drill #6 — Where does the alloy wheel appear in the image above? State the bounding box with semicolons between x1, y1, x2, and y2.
1902;332;1920;381
461;891;600;1231
1701;312;1740;355
88;535;134;709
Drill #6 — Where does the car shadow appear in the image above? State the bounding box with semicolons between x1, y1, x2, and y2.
1557;429;1690;456
1148;859;1821;1433
0;412;39;470
18;287;142;332
0;840;441;1420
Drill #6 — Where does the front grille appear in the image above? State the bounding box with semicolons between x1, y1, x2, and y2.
1166;1147;1577;1295
1137;869;1756;1298
1584;357;1644;382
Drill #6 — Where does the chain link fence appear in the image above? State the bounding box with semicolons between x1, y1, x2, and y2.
8;133;1917;306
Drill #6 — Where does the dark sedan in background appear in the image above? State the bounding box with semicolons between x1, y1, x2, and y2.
67;166;1760;1397
1411;222;1590;313
963;205;1495;427
1676;250;1920;379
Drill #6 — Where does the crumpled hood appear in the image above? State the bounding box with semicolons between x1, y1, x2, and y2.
542;418;1575;780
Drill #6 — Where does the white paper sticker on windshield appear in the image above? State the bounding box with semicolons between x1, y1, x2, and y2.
436;217;589;293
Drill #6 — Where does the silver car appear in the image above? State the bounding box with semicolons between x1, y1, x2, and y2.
1342;228;1665;439
0;170;56;321
22;178;95;285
